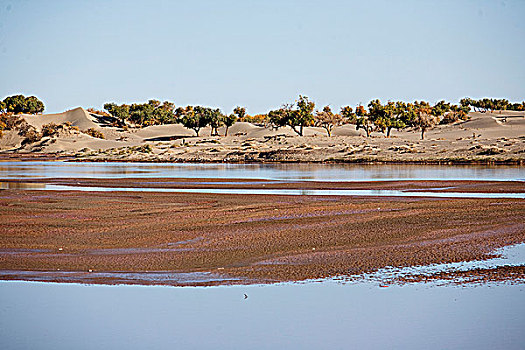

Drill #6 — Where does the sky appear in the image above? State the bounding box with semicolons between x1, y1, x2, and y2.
0;0;524;114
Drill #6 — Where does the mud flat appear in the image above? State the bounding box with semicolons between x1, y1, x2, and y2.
1;185;524;286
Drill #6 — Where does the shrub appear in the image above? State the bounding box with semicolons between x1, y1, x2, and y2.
41;123;61;137
21;129;42;144
83;128;105;139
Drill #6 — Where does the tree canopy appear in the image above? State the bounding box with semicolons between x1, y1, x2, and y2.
2;95;45;114
268;95;315;136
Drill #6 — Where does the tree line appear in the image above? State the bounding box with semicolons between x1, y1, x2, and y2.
102;96;525;139
2;94;525;140
459;98;525;113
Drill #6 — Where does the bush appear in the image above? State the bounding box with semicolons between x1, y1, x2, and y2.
83;128;105;139
41;123;61;137
21;129;42;144
87;108;111;117
131;144;153;153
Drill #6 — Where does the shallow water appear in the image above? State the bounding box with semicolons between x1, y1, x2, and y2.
0;280;524;350
0;161;523;181
1;182;523;199
358;243;525;283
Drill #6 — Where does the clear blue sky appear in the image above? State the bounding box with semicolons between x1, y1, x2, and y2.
1;0;524;114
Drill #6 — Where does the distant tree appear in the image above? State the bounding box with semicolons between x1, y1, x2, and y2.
340;106;357;124
223;113;237;136
0;100;5;114
129;102;155;126
153;101;176;124
412;101;439;140
3;95;44;114
176;105;215;136
431;100;451;117
314;106;344;137
355;104;374;137
366;99;401;137
233;106;246;120
440;104;471;124
208;109;224;136
104;103;130;126
269;95;315;136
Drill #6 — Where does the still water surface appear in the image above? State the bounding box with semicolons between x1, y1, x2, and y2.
0;161;523;181
1;281;524;350
1;161;524;349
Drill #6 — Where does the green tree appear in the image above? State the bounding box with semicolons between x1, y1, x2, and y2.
268;96;315;136
3;95;45;114
176;106;214;136
355;104;374;137
104;103;130;126
223;113;238;136
208;108;224;136
233;106;246;120
340;106;357;124
431;100;451;117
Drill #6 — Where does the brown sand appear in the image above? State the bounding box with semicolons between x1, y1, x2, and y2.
1;187;523;286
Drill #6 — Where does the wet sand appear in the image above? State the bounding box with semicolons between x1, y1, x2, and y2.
1;184;524;286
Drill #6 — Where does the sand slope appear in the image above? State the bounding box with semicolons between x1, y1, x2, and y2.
23;107;100;131
1;109;523;162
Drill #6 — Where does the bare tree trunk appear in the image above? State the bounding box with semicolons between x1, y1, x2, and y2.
225;126;229;137
421;128;425;140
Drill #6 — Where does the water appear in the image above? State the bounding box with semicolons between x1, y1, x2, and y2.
1;182;523;199
1;161;524;349
0;161;523;181
0;281;524;350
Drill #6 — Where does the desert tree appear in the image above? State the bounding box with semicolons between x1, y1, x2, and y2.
340;106;357;124
176;106;216;136
223;113;238;136
2;95;45;114
268;95;315;136
104;103;130;126
315;106;344;137
412;101;439;140
355;104;374;137
208;108;224;136
431;100;451;117
233;106;246;120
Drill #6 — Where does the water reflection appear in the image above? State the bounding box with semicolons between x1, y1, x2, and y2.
2;183;522;199
0;182;45;190
0;161;523;181
0;280;523;350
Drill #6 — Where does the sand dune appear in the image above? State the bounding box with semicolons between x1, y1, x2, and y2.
23;107;100;131
1;109;523;162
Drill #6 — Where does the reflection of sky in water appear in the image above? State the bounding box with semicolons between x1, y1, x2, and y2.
5;184;519;199
0;280;524;349
0;161;523;181
359;243;525;283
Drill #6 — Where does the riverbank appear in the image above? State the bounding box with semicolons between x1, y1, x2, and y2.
1;109;524;164
1;186;524;286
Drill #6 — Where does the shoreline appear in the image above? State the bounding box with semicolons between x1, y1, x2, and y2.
2;178;525;193
1;152;524;165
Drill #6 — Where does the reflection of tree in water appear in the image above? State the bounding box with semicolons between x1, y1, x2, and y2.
0;182;45;189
